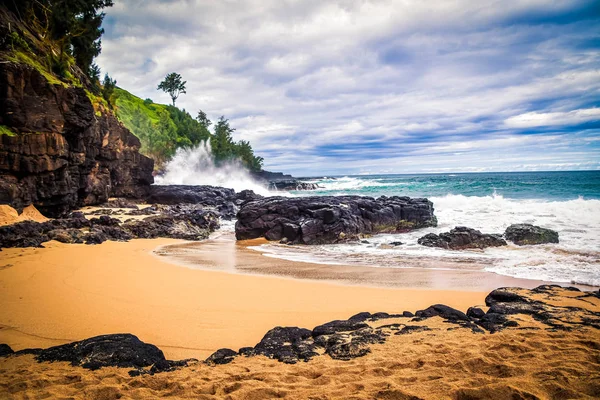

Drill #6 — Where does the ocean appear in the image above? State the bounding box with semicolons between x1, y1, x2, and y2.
247;171;600;287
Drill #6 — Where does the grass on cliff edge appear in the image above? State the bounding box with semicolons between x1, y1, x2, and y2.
0;125;17;137
113;87;171;126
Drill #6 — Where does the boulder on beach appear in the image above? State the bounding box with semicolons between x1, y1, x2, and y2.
504;223;559;245
418;226;507;250
235;195;437;244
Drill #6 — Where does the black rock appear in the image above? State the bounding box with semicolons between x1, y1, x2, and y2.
415;304;470;322
146;185;243;219
312;320;370;336
90;216;121;226
395;325;431;335
253;327;318;364
348;312;373;322
485;288;530;306
35;334;166;370
467;307;486;319
402;311;415;318
418;226;507;250
14;348;43;356
268;179;320;191
206;348;237;365
238;347;255;356
504;224;559;245
0;344;14;357
236;195;437;244
84;230;107;245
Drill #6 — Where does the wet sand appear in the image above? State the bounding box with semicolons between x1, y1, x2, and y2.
159;230;568;292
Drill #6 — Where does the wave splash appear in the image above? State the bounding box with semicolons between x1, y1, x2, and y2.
154;142;273;196
253;191;600;286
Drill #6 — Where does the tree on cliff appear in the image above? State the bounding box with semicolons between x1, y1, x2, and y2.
157;73;187;106
196;110;212;129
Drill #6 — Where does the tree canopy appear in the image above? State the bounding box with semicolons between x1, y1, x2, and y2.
157;72;187;106
6;0;113;79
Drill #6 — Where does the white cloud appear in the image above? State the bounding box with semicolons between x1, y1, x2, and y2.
505;108;600;128
97;0;600;175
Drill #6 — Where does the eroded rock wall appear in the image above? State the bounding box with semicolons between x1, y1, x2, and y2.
0;63;154;216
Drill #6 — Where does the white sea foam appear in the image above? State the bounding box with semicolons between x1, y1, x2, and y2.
309;176;407;191
155;142;275;196
250;192;600;286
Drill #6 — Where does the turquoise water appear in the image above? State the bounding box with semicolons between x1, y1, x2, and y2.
297;171;600;200
258;171;599;286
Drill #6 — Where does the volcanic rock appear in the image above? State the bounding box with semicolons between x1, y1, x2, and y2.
205;348;238;365
146;185;261;219
418;226;506;249
252;327;318;364
235;195;437;244
0;63;154;217
35;334;166;370
504;224;559;245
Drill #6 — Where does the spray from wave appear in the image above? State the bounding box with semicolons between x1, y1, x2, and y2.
154;142;274;196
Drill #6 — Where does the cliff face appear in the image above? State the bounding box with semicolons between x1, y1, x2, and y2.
0;63;154;217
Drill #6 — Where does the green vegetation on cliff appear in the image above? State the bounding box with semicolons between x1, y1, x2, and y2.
1;2;264;172
112;88;263;171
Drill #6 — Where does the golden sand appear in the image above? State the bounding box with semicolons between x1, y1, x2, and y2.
1;320;598;399
1;228;598;399
0;205;48;226
0;239;486;360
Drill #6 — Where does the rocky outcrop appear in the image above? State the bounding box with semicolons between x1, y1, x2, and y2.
268;179;320;191
0;63;154;217
250;170;294;182
250;170;319;191
32;334;194;375
146;185;261;219
504;224;559;245
235;195;437;244
418;226;507;250
0;205;219;249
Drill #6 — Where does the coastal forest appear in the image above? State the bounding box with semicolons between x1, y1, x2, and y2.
1;0;264;172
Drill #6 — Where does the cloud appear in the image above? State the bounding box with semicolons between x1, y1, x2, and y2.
505;108;600;128
97;0;600;175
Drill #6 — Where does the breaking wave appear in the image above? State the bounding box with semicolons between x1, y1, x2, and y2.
154;142;273;196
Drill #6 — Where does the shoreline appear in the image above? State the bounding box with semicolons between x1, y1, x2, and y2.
158;230;593;292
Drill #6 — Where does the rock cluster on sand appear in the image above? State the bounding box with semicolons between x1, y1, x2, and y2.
418;224;559;250
205;285;600;365
0;206;220;249
2;286;598;373
235;195;437;244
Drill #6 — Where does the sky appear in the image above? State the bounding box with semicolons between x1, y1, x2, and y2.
97;0;600;176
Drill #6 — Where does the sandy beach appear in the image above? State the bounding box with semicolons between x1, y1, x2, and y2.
1;224;598;399
0;237;493;361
